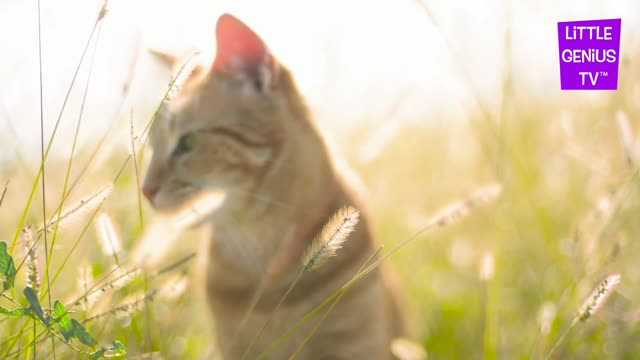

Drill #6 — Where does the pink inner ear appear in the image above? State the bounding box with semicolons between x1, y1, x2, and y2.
213;14;270;73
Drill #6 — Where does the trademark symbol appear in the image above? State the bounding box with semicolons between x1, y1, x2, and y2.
600;71;608;77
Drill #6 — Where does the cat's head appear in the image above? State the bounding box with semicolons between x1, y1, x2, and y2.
142;14;320;213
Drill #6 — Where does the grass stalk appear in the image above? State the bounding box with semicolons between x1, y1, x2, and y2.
258;185;501;358
414;0;502;177
241;206;361;359
35;0;55;355
544;274;621;359
543;319;577;360
287;245;383;359
130;110;144;229
9;0;109;253
481;274;497;359
0;179;8;209
240;268;306;360
45;20;103;297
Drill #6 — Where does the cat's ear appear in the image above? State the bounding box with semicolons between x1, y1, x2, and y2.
211;14;278;92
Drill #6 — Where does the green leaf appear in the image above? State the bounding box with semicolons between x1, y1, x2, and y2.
24;286;49;327
89;341;126;360
0;241;17;290
0;305;29;317
89;349;106;360
111;340;126;356
53;300;73;342
71;319;96;347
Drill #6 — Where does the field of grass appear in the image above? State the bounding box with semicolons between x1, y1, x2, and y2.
1;4;640;360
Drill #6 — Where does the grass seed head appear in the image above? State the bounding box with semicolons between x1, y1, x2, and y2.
391;337;427;360
479;250;495;281
22;225;39;294
430;184;502;228
42;184;113;233
577;273;621;322
303;206;360;272
96;212;122;256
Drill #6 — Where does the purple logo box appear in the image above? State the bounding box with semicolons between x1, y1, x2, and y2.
557;18;621;90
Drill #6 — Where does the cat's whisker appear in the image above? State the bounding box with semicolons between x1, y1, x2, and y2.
222;186;300;211
174;190;226;229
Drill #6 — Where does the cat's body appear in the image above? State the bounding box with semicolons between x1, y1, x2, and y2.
143;14;406;359
207;177;405;359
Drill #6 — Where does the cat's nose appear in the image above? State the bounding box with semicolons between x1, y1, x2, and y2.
142;186;158;204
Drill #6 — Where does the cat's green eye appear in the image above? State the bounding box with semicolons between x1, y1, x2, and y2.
173;132;200;156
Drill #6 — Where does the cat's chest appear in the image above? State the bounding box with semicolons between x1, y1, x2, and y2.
206;219;293;279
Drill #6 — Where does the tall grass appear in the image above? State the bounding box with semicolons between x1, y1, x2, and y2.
2;86;638;358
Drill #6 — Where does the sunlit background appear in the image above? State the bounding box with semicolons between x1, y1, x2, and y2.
1;0;639;161
1;0;640;358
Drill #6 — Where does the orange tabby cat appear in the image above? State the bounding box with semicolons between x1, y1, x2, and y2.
143;14;406;359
